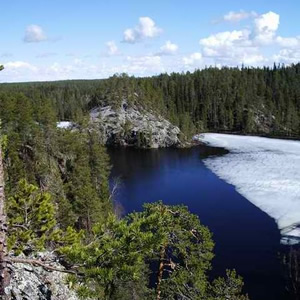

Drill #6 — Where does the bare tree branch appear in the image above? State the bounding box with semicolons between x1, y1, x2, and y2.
5;257;77;275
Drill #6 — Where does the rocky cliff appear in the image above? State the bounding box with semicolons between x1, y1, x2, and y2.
6;253;79;300
90;101;183;148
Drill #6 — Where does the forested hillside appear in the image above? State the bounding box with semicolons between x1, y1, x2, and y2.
0;63;300;298
1;63;300;139
0;88;112;230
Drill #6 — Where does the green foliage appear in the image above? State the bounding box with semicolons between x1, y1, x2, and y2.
209;270;249;300
130;201;214;299
3;63;295;299
62;202;247;300
2;63;300;138
59;130;111;231
60;213;152;299
0;120;8;152
0;89;112;230
7;179;84;255
7;179;57;253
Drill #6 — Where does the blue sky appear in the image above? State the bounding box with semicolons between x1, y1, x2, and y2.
1;0;300;82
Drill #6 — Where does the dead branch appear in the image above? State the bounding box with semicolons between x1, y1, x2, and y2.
5;257;77;274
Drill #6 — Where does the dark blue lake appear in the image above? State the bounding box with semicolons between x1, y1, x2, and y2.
108;145;288;300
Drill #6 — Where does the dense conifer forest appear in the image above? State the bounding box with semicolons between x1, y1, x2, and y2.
1;63;300;298
1;63;300;139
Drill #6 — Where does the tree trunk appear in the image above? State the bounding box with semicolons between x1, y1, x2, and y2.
156;245;166;300
0;144;10;298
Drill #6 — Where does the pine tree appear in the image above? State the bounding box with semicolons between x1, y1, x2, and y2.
60;213;153;299
130;201;214;300
7;179;57;254
61;202;248;300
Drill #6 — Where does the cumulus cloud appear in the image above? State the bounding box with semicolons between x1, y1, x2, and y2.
200;30;251;48
183;52;202;66
198;11;285;66
157;41;178;55
223;10;257;22
199;30;264;65
24;25;47;43
253;11;280;44
105;41;119;56
3;11;300;82
123;17;162;43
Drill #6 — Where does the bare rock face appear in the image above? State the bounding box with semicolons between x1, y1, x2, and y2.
253;108;276;134
90;101;182;148
6;253;79;300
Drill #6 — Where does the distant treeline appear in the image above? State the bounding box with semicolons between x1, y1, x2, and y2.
1;63;300;138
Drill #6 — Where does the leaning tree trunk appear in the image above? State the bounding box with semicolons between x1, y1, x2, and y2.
0;142;10;297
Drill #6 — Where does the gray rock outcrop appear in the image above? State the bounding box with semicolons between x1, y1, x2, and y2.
6;253;79;300
90;101;182;148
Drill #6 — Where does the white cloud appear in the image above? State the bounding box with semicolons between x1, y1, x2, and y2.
183;52;202;66
200;30;251;48
125;55;162;73
158;40;178;55
3;11;300;82
5;61;38;72
253;11;280;44
276;36;300;48
0;59;99;82
199;30;264;65
24;25;47;43
0;61;39;82
0;55;165;82
106;41;119;56
273;49;300;64
123;17;162;43
223;10;257;22
242;53;265;65
198;12;283;66
47;62;74;76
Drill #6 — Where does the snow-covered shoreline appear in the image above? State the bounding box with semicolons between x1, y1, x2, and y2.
194;133;300;245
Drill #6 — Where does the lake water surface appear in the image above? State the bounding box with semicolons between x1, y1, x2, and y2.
108;145;288;300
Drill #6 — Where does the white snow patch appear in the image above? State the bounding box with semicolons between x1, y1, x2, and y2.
57;121;73;129
195;133;300;244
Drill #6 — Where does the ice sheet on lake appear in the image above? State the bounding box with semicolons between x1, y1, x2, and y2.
195;133;300;244
57;121;73;129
